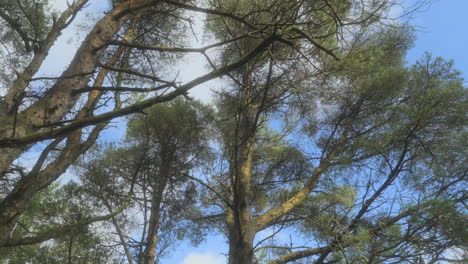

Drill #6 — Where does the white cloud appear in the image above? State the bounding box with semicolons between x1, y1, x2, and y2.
181;252;225;264
175;13;221;103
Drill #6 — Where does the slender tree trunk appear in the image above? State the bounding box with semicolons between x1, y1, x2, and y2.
228;137;255;264
67;236;74;264
138;177;148;264
142;183;164;264
228;68;257;264
143;155;170;264
103;200;134;264
0;0;88;176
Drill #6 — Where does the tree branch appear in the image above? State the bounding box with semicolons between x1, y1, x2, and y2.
254;163;327;231
0;33;278;147
290;27;339;61
161;0;257;29
3;0;89;112
2;197;130;248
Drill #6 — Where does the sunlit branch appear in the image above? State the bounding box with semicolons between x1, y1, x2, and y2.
0;33;278;147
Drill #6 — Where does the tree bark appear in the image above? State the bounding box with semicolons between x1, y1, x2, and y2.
228;224;256;264
227;68;256;264
3;0;89;112
142;178;166;264
0;0;152;174
143;148;170;264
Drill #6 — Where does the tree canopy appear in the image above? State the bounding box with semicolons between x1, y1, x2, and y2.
0;0;466;263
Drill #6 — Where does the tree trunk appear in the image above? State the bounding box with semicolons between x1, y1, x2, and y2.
142;183;165;264
143;154;170;264
228;224;255;264
0;0;151;174
227;68;257;264
103;199;134;264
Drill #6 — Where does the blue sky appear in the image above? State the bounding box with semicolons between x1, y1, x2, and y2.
407;0;468;80
36;1;468;263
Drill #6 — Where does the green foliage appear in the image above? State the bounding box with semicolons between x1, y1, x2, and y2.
0;183;113;264
0;0;52;86
0;0;51;50
128;98;213;147
75;98;215;262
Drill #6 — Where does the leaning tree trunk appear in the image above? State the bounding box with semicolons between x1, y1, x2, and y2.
0;1;151;243
142;144;173;264
0;0;152;171
143;170;168;264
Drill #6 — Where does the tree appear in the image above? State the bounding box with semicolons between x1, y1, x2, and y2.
197;0;395;263
198;45;466;263
264;53;466;264
76;98;213;264
0;182;120;263
189;1;467;263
